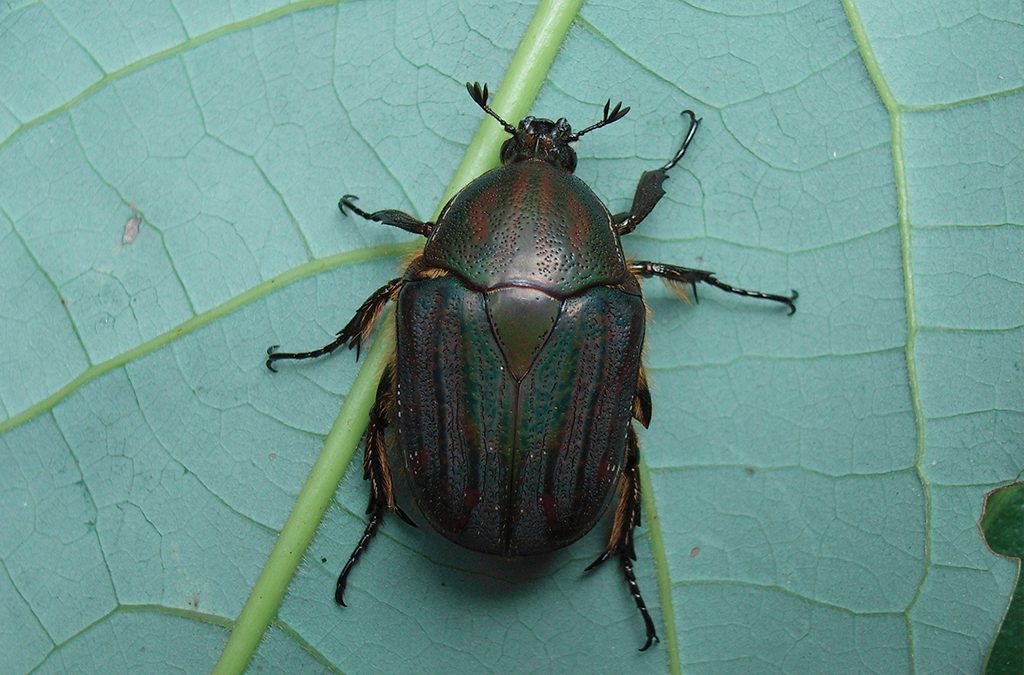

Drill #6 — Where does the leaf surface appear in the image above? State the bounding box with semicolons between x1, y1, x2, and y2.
0;1;1020;672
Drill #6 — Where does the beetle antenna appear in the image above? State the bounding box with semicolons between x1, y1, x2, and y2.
466;82;516;135
569;99;631;141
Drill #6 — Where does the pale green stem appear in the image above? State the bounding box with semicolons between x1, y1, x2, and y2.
212;318;394;675
639;459;681;674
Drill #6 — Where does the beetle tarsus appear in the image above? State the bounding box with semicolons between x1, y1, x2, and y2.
338;194;433;237
335;507;383;606
622;555;660;651
264;278;403;370
265;345;280;372
587;541;659;651
585;426;658;649
660;110;700;172
630;261;798;314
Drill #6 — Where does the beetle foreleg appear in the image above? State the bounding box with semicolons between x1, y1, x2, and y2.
335;361;414;606
339;195;433;237
614;111;700;235
630;260;798;315
266;278;403;371
586;425;659;651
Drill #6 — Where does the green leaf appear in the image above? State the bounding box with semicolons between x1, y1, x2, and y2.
980;482;1024;675
1;1;1020;673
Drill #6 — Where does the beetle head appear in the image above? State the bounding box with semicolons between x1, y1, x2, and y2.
500;116;578;171
466;82;630;173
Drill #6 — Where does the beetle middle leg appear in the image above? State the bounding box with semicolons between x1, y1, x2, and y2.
614;110;700;235
630;260;798;315
586;424;659;651
265;278;403;371
335;359;415;605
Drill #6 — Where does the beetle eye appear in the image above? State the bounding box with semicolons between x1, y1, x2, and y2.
555;118;571;133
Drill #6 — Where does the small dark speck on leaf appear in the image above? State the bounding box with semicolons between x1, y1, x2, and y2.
690;547;701;558
60;296;67;307
320;557;327;564
745;466;755;475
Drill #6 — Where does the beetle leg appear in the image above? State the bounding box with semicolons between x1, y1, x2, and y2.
630;260;798;315
266;278;403;371
335;360;414;606
614;111;700;235
586;425;659;651
633;366;652;428
339;195;433;237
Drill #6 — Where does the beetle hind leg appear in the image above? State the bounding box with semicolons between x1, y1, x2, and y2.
586;425;659;651
266;278;403;371
335;360;414;606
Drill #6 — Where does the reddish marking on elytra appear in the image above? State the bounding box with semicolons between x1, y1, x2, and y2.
463;489;480;512
410;450;428;473
596;452;611;483
541;493;557;524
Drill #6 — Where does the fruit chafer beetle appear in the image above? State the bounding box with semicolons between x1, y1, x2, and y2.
267;82;797;650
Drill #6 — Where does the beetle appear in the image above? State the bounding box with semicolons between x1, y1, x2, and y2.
266;82;797;650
